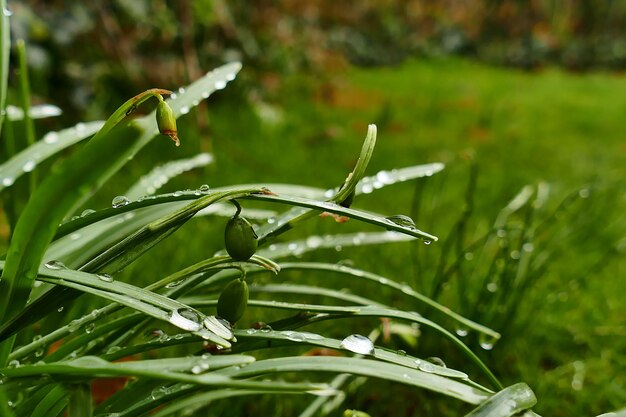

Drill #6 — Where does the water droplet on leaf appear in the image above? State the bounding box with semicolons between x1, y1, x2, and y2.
340;334;374;355
111;195;130;208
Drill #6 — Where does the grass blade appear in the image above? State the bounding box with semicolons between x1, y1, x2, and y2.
0;121;104;192
463;383;537;417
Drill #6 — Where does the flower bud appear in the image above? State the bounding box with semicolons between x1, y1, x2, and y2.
217;277;249;324
224;215;258;261
156;99;179;146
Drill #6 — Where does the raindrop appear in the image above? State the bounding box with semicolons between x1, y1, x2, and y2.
335;245;343;252
191;99;199;106
226;72;236;81
57;307;64;313
522;242;535;253
486;282;498;293
75;123;86;132
423;240;432;245
416;359;434;373
340;334;374;355
68;320;81;333
44;260;66;270
165;279;184;288
479;334;498;350
306;236;323;248
283;331;305;342
260;324;273;333
180;106;190;115
455;327;469;337
2;177;14;187
104;347;120;356
245;328;257;335
214;80;227;90
169;308;202;332
43;132;58;144
81;209;95;217
97;273;114;283
426;357;446;367
579;188;590;198
199;184;210;192
7;360;20;369
201;91;210;99
70;233;81;240
85;323;96;334
464;252;474;261
23;160;36;172
385;214;416;229
203;316;233;340
376;170;392;184
111;195;130;208
3;7;13;16
151;386;168;400
361;183;374;194
178;87;186;94
300;332;324;340
397;350;407;356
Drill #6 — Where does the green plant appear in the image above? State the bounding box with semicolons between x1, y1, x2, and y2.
0;32;548;417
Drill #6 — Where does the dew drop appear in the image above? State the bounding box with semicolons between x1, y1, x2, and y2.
426;357;446;367
203;316;233;340
151;386;168;400
169;308;202;332
85;323;96;334
283;331;306;342
43;132;59;144
385;214;416;229
340;334;374;355
455;327;469;337
111;195;130;208
2;177;15;187
7;360;20;369
479;334;498;350
423;239;432;245
214;80;227;90
57;307;64;313
416;359;434;373
23;160;36;172
199;184;210;192
44;260;66;270
180;106;190;115
97;273;114;283
165;279;184;288
178;87;186;94
81;209;96;217
361;183;374;194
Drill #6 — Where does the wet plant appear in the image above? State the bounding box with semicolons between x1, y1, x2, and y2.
2;9;622;417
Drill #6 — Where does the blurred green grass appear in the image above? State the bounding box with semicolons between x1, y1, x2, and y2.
82;56;626;416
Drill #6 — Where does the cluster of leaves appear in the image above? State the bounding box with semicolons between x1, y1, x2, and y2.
0;9;553;417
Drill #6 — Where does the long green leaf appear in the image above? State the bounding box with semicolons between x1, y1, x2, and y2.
463;383;537;417
125;152;213;200
217;356;490;404
0;121;104;192
0;0;10;137
0;123;143;367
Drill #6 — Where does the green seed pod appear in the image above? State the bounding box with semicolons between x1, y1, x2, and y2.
224;215;258;261
217;277;249;324
156;98;179;146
